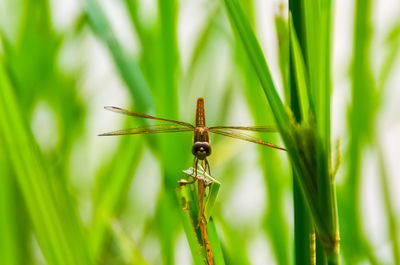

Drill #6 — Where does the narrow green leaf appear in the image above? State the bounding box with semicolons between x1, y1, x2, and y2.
235;25;291;265
207;218;225;265
339;0;380;263
289;15;310;121
110;220;151;265
0;145;20;265
178;185;207;265
187;3;221;78
0;59;93;265
223;0;289;134
219;219;251;265
90;136;143;259
156;191;181;265
123;0;148;51
378;149;400;265
378;19;400;91
225;0;340;262
85;0;154;112
274;12;290;105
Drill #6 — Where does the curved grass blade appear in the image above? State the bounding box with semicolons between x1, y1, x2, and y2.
85;0;154;112
0;145;22;265
223;0;290;135
289;15;311;121
378;149;400;265
178;184;208;265
0;60;93;265
224;0;340;263
289;10;317;264
207;218;225;265
219;219;251;265
90;136;144;259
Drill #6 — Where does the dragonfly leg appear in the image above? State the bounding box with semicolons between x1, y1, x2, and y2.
193;157;199;177
178;177;197;186
178;158;198;186
204;158;211;177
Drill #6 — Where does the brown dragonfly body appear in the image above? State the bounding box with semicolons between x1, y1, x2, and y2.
100;97;285;174
192;98;212;173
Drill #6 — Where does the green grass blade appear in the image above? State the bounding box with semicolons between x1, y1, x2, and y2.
235;28;291;264
219;219;251;265
378;19;400;91
232;5;291;263
224;0;340;258
274;11;290;104
85;0;154;112
338;0;379;263
302;0;337;247
84;0;160;259
301;0;319;118
207;218;225;265
204;180;220;221
289;15;310;121
152;1;190;263
291;1;340;263
0;146;20;265
378;149;400;265
186;3;221;78
90;136;143;259
123;0;148;51
288;6;315;263
223;0;289;133
178;184;208;265
154;0;179;114
224;0;341;262
155;191;181;265
110;220;151;265
0;60;93;265
293;178;314;265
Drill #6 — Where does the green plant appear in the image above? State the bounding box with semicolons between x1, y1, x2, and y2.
1;0;399;264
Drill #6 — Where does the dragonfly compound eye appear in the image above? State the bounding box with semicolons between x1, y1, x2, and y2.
192;142;211;160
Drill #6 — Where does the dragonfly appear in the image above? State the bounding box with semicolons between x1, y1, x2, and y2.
99;97;285;175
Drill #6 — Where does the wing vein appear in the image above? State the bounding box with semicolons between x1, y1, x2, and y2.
209;128;285;151
208;125;278;132
99;124;193;136
104;106;194;128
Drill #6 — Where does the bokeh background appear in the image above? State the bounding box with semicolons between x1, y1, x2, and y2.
0;0;399;264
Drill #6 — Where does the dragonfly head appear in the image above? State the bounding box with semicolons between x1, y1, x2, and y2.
192;142;211;160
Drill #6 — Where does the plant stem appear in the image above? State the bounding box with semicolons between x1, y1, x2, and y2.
290;2;315;264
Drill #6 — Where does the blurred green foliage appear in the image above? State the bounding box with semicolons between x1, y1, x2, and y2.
1;0;399;264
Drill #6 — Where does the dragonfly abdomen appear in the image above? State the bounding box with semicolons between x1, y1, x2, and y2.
196;97;206;127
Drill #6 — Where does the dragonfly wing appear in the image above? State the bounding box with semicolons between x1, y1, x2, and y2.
104;106;194;128
209;128;286;151
99;124;193;136
208;125;279;132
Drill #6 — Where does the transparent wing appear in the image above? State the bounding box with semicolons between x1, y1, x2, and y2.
104;106;194;128
209;128;286;151
208;125;278;132
99;124;193;136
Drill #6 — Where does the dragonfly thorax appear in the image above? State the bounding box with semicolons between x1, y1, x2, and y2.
192;142;211;160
